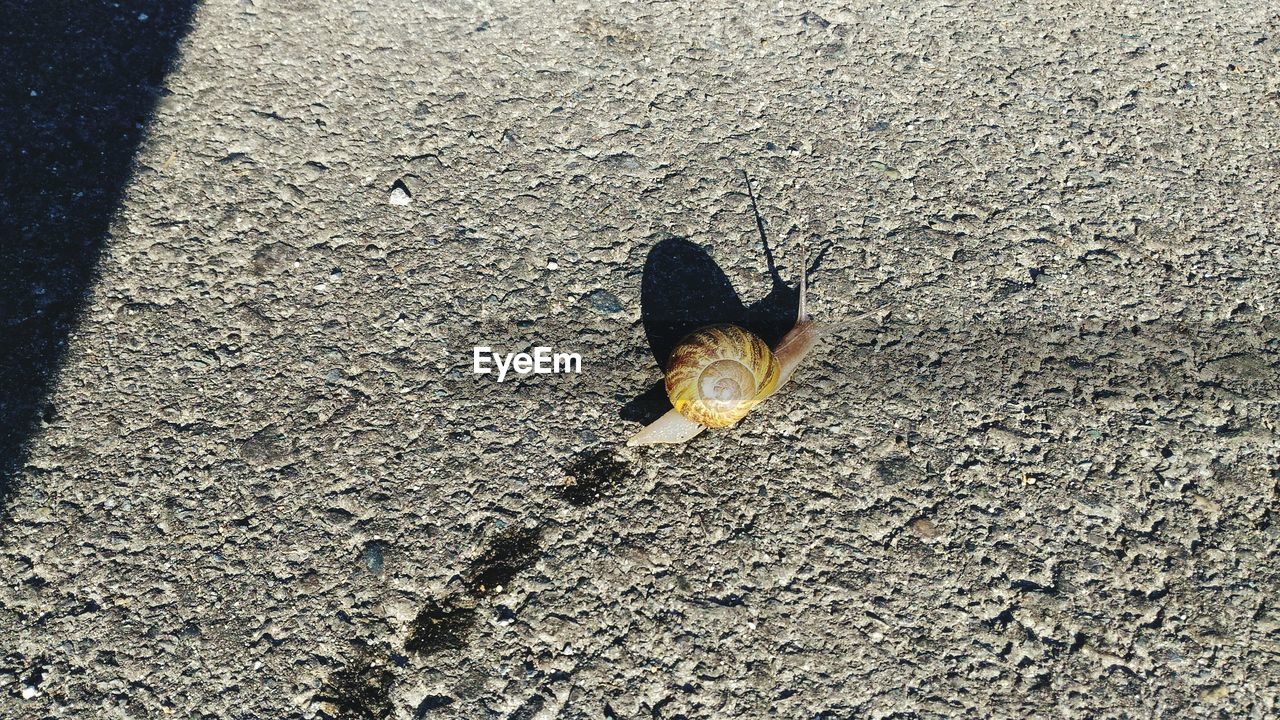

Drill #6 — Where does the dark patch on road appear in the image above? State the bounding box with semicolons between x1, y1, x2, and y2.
465;525;543;596
316;652;395;720
558;449;631;506
395;448;630;700
404;597;477;656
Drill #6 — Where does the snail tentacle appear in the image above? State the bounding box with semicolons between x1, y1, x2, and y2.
773;319;820;388
797;240;809;323
774;243;818;387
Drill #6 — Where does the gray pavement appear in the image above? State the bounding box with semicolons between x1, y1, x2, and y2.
2;0;1279;718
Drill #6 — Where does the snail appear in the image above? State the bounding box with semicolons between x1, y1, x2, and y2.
627;250;820;446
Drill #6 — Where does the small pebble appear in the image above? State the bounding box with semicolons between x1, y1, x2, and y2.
546;259;559;270
388;186;411;206
910;518;939;538
584;289;623;314
362;542;385;573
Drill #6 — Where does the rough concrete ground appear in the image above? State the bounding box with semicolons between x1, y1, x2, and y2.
2;0;1279;718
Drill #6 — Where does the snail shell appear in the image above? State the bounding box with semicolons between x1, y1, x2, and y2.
664;325;780;428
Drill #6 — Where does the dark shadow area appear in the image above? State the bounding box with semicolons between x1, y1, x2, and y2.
621;173;833;425
0;1;199;519
639;236;744;367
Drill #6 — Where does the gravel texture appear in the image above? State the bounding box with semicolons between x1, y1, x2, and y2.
2;1;1279;718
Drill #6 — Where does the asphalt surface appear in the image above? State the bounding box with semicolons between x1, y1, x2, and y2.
2;1;1279;718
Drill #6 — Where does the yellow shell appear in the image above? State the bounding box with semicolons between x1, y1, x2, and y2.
664;325;781;428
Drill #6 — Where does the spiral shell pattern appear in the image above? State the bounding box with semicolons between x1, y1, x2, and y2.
664;325;781;428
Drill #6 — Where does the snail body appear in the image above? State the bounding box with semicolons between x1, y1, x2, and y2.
628;252;820;446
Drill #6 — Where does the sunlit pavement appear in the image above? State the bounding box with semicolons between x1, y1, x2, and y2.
2;1;1277;717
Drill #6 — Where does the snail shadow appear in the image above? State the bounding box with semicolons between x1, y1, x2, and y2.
620;238;739;424
620;231;831;426
639;238;745;368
